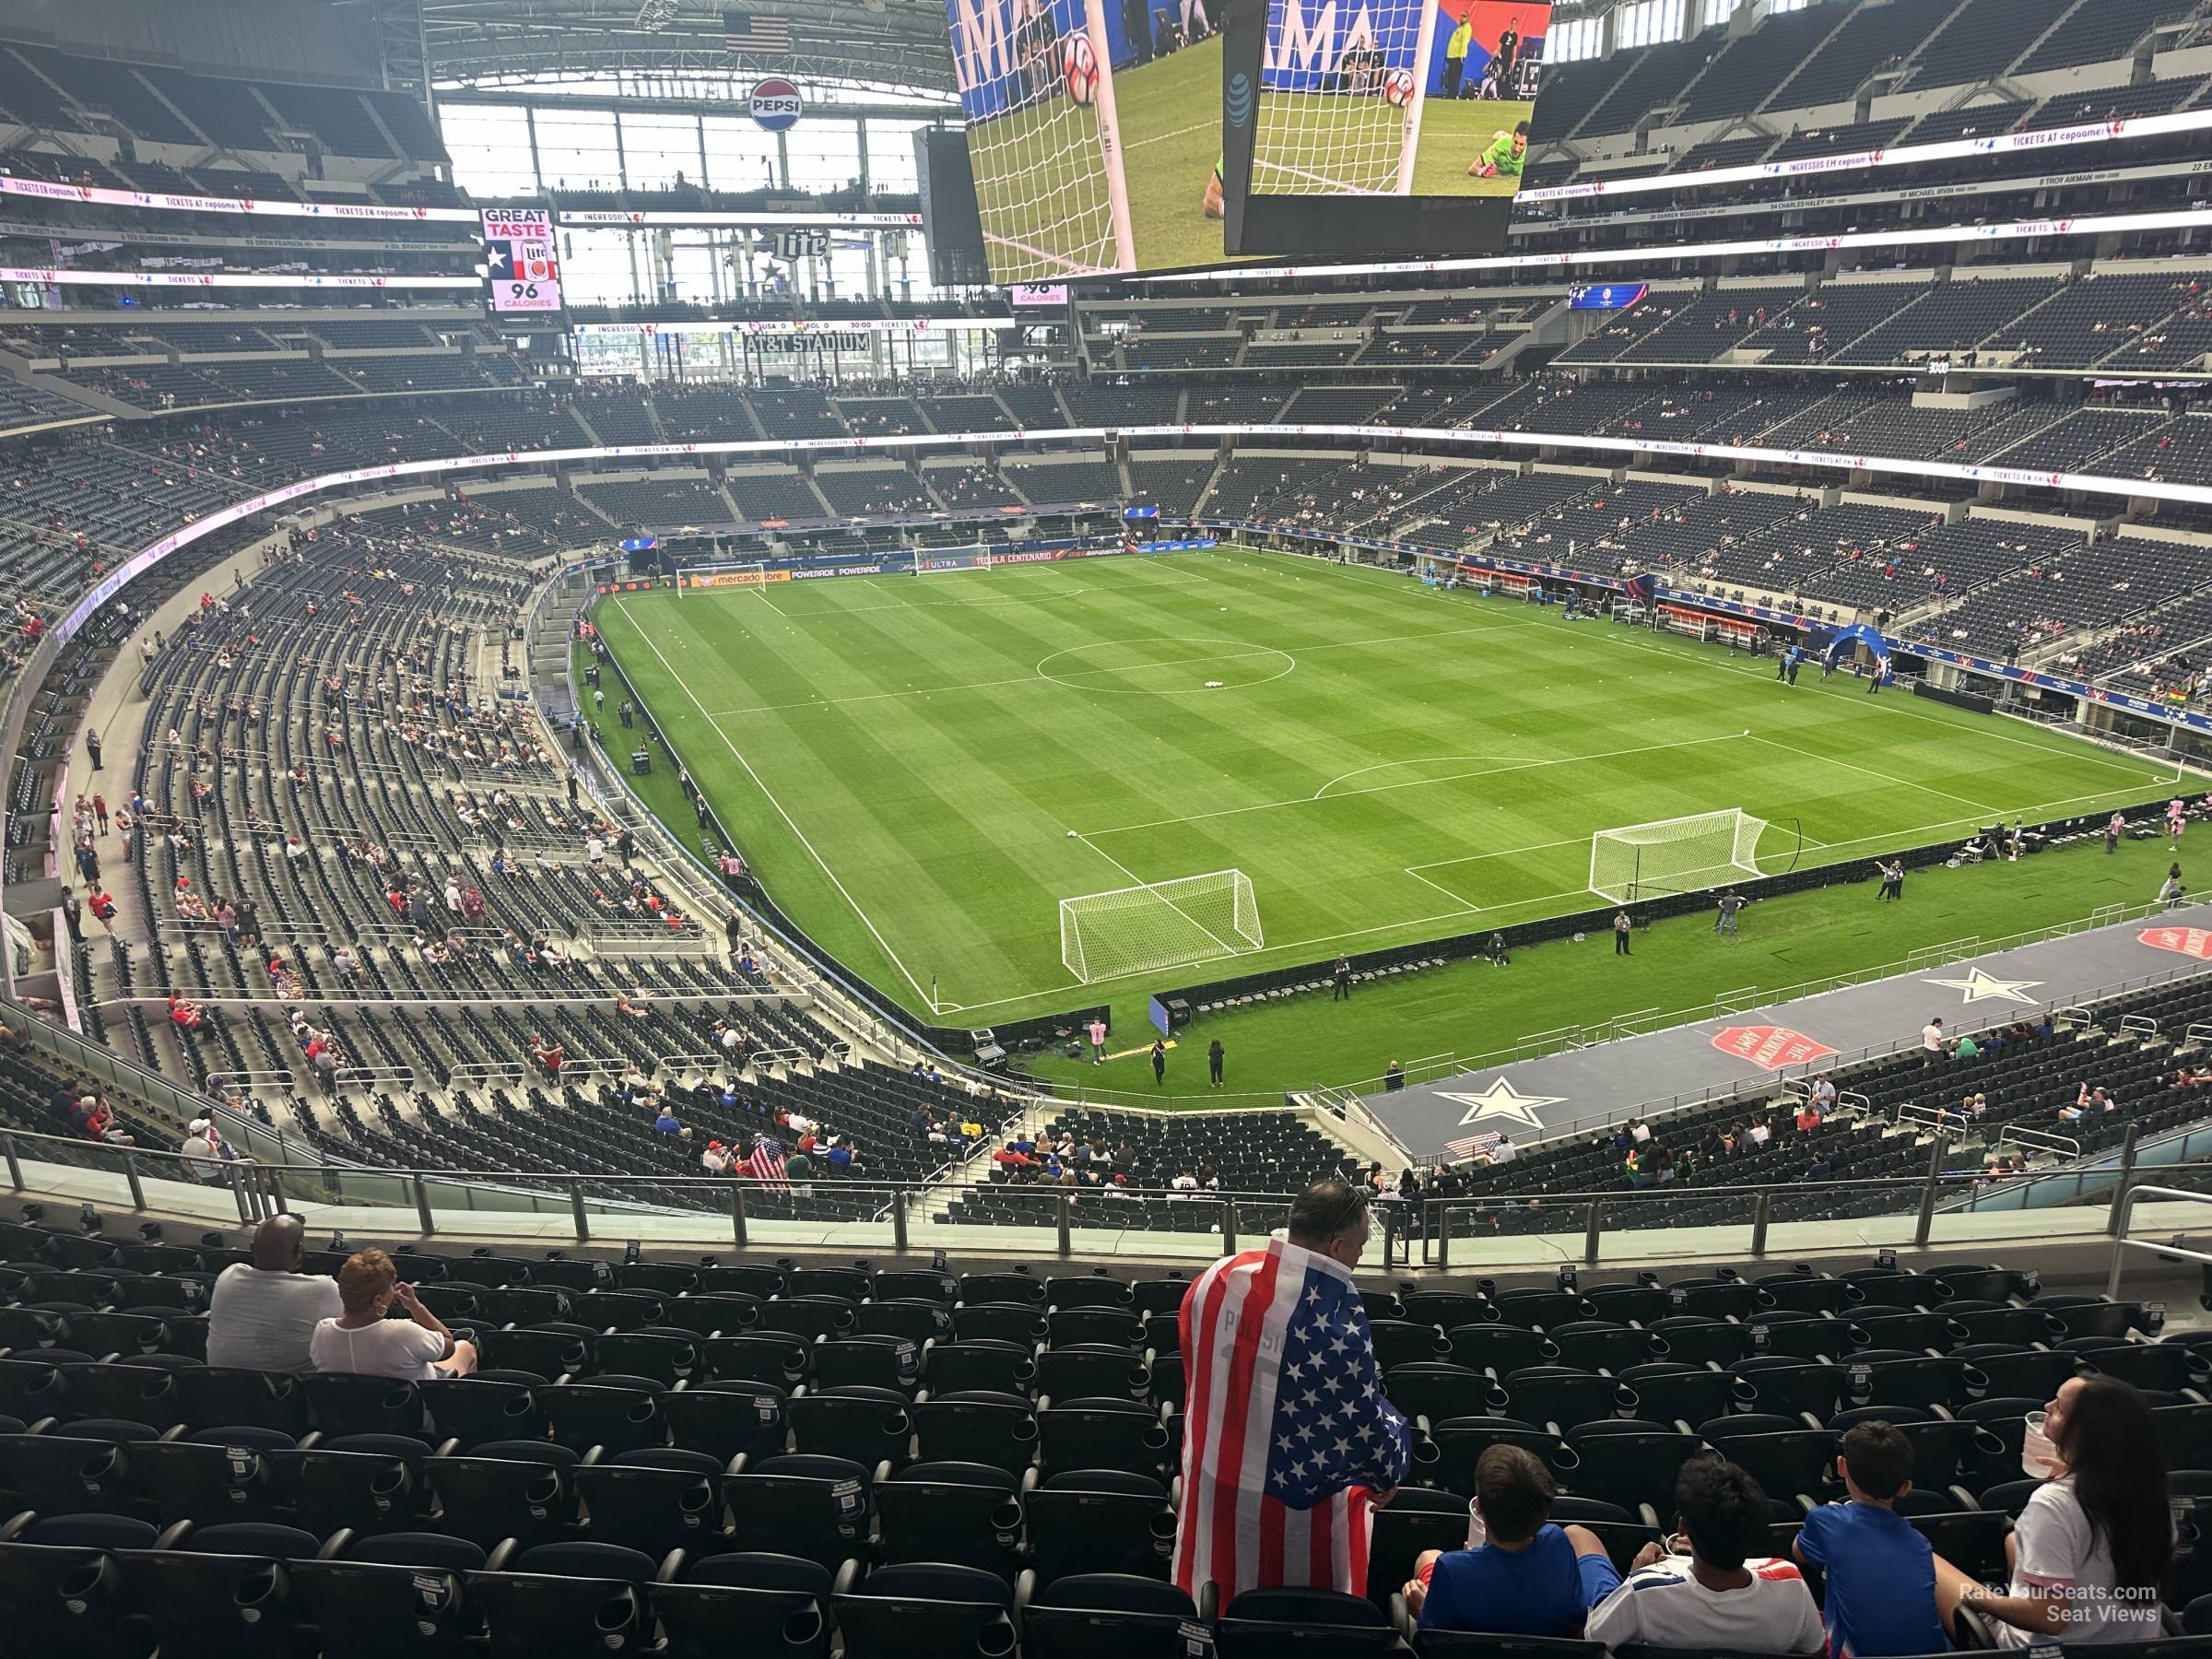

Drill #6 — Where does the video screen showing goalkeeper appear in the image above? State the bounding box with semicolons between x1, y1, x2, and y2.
1242;0;1547;204
946;0;1247;276
1415;0;1548;196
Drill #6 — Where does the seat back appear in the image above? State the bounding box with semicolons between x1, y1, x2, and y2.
833;1561;1015;1659
1024;1575;1197;1659
571;1458;725;1557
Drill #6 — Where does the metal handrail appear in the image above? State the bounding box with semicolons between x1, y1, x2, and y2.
1997;1124;2083;1159
2107;1182;2212;1297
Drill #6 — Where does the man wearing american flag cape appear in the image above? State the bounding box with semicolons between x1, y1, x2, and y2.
1173;1179;1413;1601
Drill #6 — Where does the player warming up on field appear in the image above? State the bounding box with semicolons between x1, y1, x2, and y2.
1468;120;1529;180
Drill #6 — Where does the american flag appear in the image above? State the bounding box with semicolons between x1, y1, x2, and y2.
1442;1131;1503;1161
724;10;792;53
746;1135;787;1187
1173;1236;1411;1601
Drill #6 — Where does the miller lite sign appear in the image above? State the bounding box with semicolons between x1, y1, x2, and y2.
481;206;562;314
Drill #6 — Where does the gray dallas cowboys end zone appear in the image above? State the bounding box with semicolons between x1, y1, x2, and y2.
1359;900;2212;1163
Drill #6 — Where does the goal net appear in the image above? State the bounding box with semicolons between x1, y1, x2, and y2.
912;547;994;575
947;0;1135;279
1589;809;1767;905
1060;868;1263;982
1256;0;1435;196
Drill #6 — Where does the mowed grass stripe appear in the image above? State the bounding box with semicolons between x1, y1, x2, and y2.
596;551;2173;1019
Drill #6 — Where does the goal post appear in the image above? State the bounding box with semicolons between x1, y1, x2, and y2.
947;0;1135;278
1060;868;1264;983
912;547;995;575
679;559;769;594
1589;809;1768;905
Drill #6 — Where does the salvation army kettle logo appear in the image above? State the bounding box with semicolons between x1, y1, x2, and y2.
1227;72;1253;128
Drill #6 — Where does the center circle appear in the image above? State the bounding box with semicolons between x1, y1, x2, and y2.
1035;636;1297;695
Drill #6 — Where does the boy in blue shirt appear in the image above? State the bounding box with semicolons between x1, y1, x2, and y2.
1405;1443;1621;1636
1794;1419;1949;1656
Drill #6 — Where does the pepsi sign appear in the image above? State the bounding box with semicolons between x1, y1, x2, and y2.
749;79;804;132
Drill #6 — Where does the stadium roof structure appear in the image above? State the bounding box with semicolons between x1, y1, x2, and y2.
421;0;959;95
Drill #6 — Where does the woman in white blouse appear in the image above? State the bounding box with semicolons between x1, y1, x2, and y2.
1934;1375;2171;1645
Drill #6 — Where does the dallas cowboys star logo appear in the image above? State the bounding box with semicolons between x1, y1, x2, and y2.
1921;966;2043;1006
1435;1077;1567;1130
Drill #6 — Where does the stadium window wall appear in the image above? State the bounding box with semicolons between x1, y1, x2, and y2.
529;109;625;192
440;99;935;201
437;104;540;197
1616;0;1688;48
700;115;782;193
619;112;708;191
1551;14;1606;59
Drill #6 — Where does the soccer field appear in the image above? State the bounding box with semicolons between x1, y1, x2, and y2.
591;547;2176;1027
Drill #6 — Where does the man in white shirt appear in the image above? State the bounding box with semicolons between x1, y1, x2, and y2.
1490;1135;1515;1165
206;1215;340;1375
1922;1018;1947;1065
1584;1458;1823;1655
180;1117;226;1182
309;1247;477;1379
1809;1076;1838;1113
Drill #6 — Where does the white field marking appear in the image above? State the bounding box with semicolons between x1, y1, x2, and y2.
754;582;790;618
1587;610;2167;782
1400;865;1488;912
1405;834;1589;874
1084;730;1756;839
1253;156;1371;192
1747;731;2006;818
980;227;1089;276
700;583;1508;719
1213;547;2161;786
703;671;1054;721
1033;637;1300;688
941;776;2169;1016
754;584;1105;619
1316;755;1543;800
1126;117;1218;152
617;598;940;1012
1065;830;1250;964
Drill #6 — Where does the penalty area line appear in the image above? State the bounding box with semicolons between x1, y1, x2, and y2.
615;598;943;1014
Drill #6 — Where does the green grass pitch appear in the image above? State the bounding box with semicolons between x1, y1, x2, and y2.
965;37;1531;277
591;547;2177;1054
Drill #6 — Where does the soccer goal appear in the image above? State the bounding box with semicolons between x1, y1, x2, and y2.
912;547;994;576
947;0;1135;279
1255;0;1436;196
1589;809;1769;905
1060;868;1264;983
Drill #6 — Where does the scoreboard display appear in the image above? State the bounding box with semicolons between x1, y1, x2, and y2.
481;206;563;315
